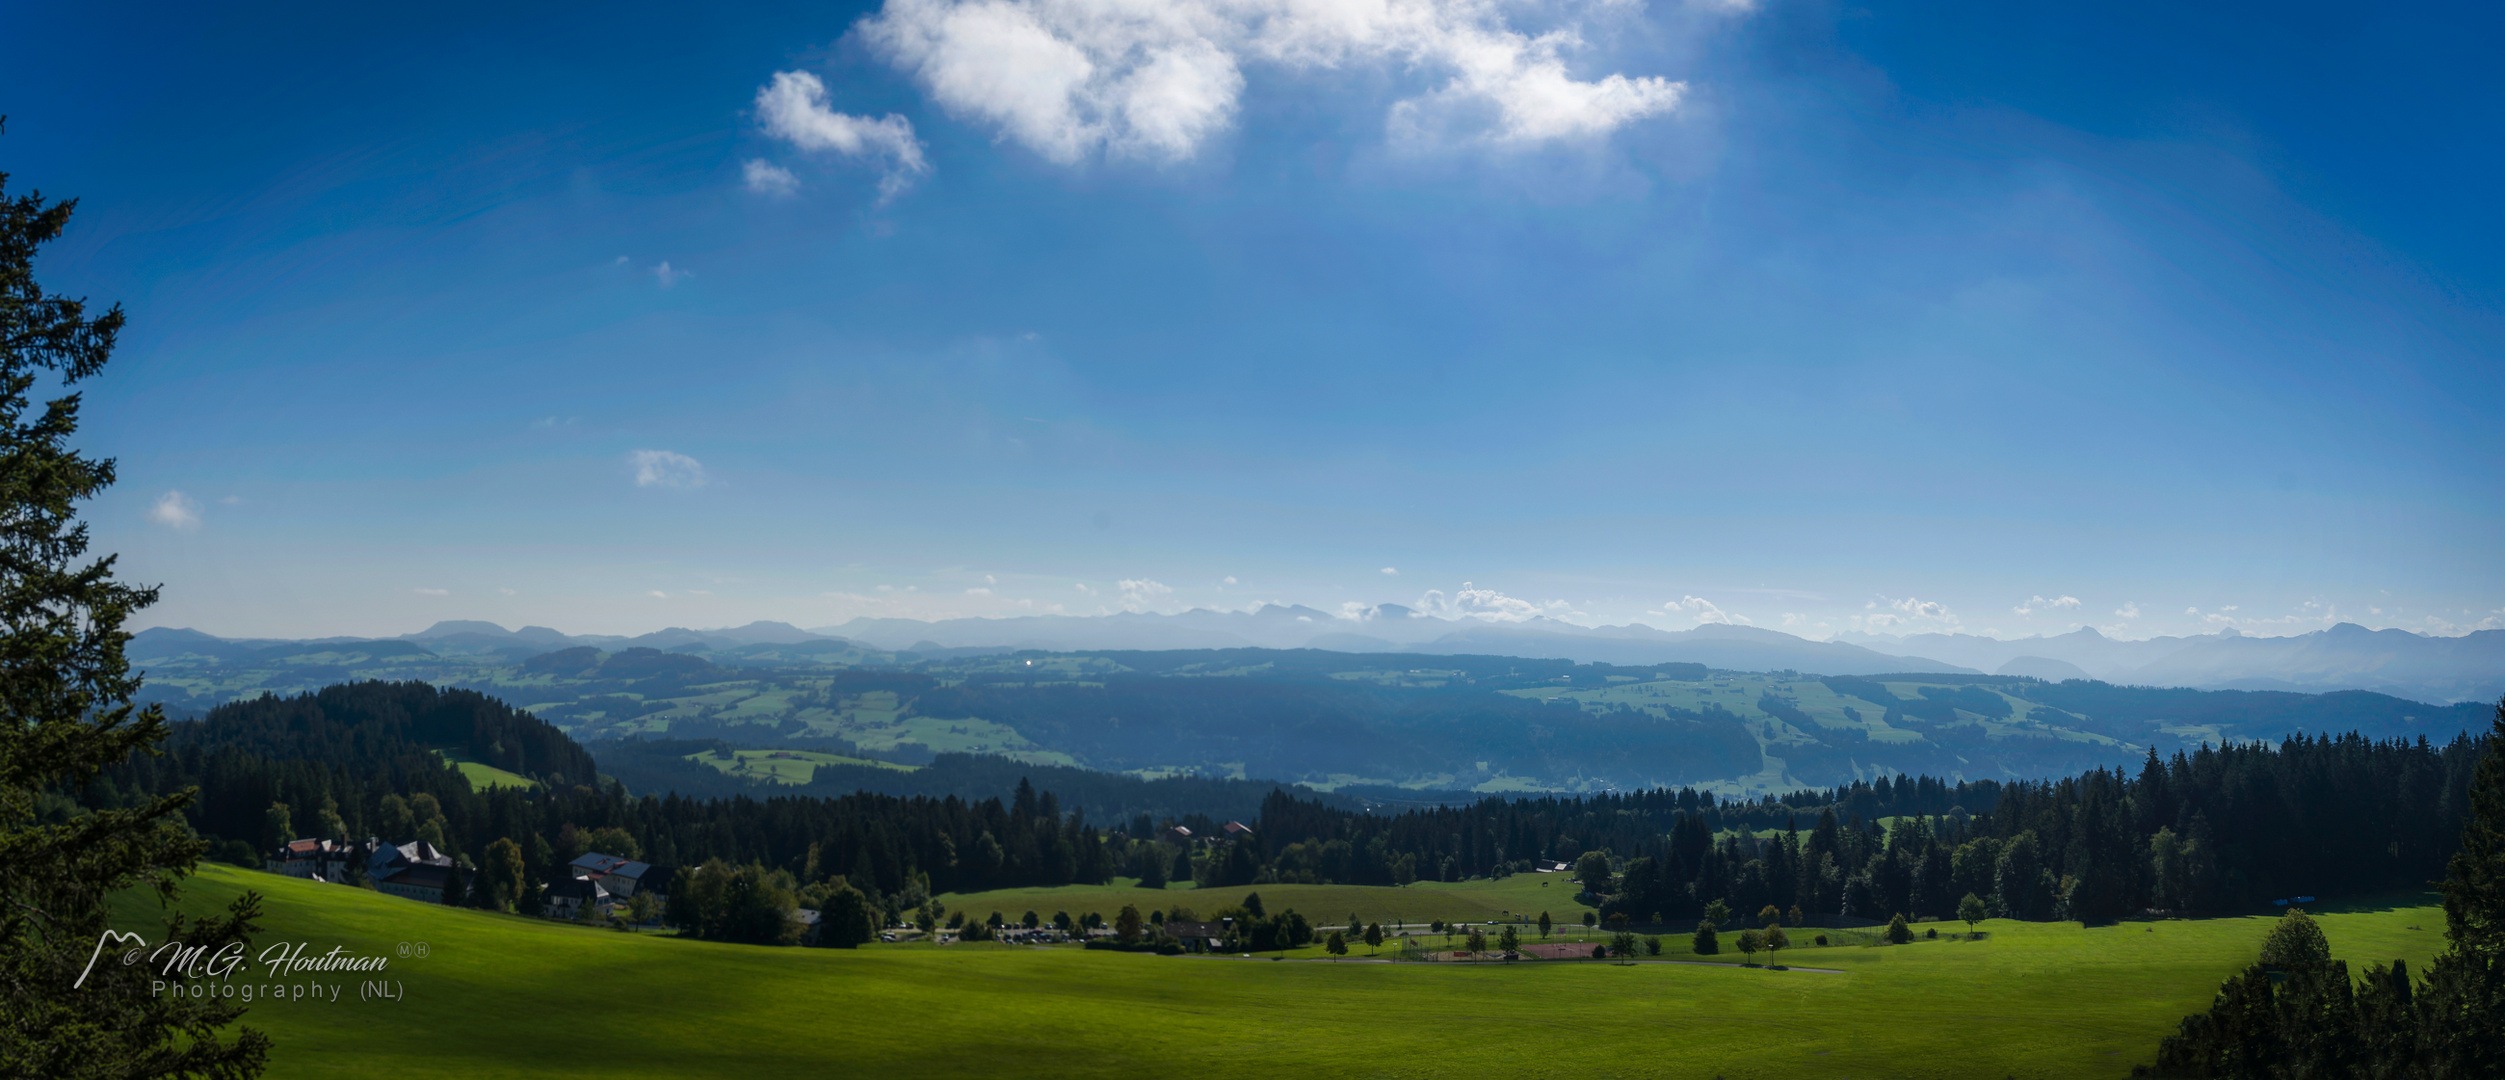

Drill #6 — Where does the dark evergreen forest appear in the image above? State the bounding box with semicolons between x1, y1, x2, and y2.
84;680;2493;938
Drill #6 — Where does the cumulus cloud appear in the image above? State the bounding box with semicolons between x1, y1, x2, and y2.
629;450;708;488
1413;581;1574;622
652;261;689;288
147;490;201;531
2012;594;2081;616
742;158;802;196
754;71;932;202
856;0;1690;165
1380;566;1399;576
1223;575;1238;585
2114;602;2141;620
1117;577;1174;612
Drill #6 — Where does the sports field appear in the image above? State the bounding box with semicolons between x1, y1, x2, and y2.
112;865;2445;1080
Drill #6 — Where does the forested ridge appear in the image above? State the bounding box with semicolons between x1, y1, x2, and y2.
74;679;2498;945
1253;729;2485;924
128;631;2492;794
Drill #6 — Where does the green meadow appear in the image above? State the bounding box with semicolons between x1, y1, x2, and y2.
685;747;917;785
429;750;537;791
111;864;2447;1080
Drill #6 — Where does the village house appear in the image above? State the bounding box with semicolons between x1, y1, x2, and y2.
1164;920;1230;953
368;839;458;903
542;876;617;920
566;852;673;902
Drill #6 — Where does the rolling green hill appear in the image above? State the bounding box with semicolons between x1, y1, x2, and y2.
129;638;2489;797
112;864;2446;1080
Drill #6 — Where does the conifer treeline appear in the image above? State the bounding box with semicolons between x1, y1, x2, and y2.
97;681;2491;934
1252;730;2487;923
100;683;1118;906
2133;702;2505;1078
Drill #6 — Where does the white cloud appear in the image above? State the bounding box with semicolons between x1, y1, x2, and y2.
856;0;1690;165
649;590;670;598
629;450;708;488
147;490;201;531
1223;575;1238;585
652;262;689;288
613;255;630;265
1413;581;1573;623
742;158;802;197
1663;595;1750;626
754;71;932;203
1117;577;1174;612
1891;596;1955;622
218;494;242;505
2114;602;2141;619
2012;594;2081;616
1380;566;1399;576
983;574;998;585
966;587;992;595
411;588;448;596
499;588;518;596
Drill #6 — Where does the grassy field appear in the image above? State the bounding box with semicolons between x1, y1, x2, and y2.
684;747;916;785
432;750;537;790
109;865;2446;1080
938;872;1593;929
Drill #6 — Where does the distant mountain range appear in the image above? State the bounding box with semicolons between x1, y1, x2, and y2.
1835;624;2505;704
131;606;2505;703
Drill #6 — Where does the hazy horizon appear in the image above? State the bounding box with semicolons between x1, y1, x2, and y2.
140;602;2487;648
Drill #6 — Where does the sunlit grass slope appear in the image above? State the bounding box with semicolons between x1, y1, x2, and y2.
115;865;2443;1080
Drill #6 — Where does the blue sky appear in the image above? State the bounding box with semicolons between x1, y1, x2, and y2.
6;0;2500;641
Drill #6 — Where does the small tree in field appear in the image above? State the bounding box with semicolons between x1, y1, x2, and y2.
1116;904;1144;944
1885;913;1914;944
1498;925;1520;957
1364;922;1384;954
1538;910;1553;939
2259;909;2331;970
1737;928;1764;962
1788;904;1806;927
1760;904;1783;928
1765;925;1787;962
1582;910;1598;933
1693;922;1720;955
1610;931;1637;957
1644;935;1663;956
1958;892;1989;937
1466;928;1488;953
1326;931;1347;958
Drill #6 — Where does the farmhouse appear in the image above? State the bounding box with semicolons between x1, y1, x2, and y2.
264;838;337;879
373;863;452;904
568;852;673;900
367;839;459;903
542;876;616;920
1164;920;1229;952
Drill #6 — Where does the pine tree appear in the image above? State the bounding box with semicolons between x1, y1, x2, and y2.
2442;700;2505;959
0;129;270;1077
